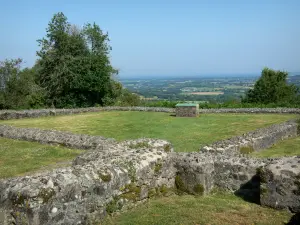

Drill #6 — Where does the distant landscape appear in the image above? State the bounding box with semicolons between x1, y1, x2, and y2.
120;74;300;103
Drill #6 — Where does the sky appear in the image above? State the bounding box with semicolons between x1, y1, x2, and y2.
0;0;299;77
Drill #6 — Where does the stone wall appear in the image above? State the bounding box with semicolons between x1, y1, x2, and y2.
0;125;115;150
200;108;300;114
0;111;299;224
1;106;300;120
176;106;199;117
201;120;298;155
0;138;176;225
0;107;175;120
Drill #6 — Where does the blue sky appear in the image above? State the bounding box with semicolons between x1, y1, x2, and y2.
0;0;299;77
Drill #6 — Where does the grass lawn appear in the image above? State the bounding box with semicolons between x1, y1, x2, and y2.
102;193;292;225
0;111;296;152
252;136;300;158
0;138;83;178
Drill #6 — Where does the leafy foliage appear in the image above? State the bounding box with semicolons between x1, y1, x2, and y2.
36;12;120;108
0;59;45;109
243;68;298;104
115;89;141;106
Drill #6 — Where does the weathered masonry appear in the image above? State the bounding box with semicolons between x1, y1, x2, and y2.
175;103;199;117
0;107;300;224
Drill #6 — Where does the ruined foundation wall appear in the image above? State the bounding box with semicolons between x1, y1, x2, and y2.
1;107;300;120
0;109;299;224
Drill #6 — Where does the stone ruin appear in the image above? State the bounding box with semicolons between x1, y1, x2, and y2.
175;103;199;117
0;107;299;224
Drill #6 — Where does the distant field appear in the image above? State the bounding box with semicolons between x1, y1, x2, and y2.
190;91;224;95
102;193;292;225
224;85;252;89
181;91;224;95
0;138;83;178
1;112;296;153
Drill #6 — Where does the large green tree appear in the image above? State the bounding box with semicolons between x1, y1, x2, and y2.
36;12;120;108
242;68;298;104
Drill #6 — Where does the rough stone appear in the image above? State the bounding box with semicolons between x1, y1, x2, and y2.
0;108;299;224
259;157;300;213
0;138;176;225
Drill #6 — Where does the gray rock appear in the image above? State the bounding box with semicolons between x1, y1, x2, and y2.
259;157;300;213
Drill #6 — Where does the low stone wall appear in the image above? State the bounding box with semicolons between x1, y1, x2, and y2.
0;138;176;225
176;106;199;117
0;125;115;150
199;108;300;114
201;120;298;155
1;107;300;120
0;107;175;120
0;118;300;224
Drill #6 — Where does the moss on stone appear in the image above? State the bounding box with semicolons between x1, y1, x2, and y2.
121;192;137;201
116;160;137;182
125;161;137;182
38;188;55;203
148;188;157;198
175;175;186;193
256;167;267;183
296;119;300;135
128;142;150;149
240;146;254;154
99;172;112;182
164;144;171;152
193;184;204;195
154;163;162;173
159;185;174;197
106;196;121;214
11;192;27;206
120;183;141;202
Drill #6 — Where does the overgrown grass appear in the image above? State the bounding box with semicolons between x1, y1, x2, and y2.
252;136;300;158
0;138;83;178
102;193;292;225
0;112;296;152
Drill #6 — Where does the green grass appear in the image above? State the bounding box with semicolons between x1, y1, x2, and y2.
102;193;292;225
0;138;83;178
0;112;296;152
252;136;300;158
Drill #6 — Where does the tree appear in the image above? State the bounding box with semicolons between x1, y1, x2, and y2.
242;68;298;104
0;58;22;91
36;12;120;108
0;59;45;109
115;89;141;106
